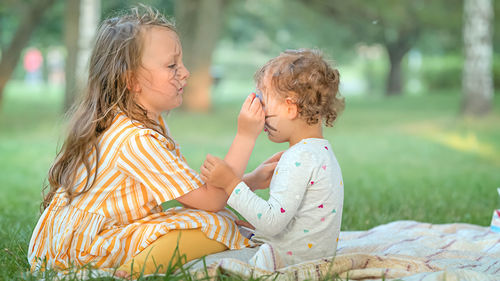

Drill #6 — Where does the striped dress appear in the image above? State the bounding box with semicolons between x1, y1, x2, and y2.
28;111;252;271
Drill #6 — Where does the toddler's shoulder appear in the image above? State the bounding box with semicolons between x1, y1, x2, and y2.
292;138;332;155
283;140;324;165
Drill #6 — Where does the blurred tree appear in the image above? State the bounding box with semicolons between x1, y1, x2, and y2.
494;0;500;54
0;0;57;108
64;0;80;112
31;1;65;47
303;0;461;96
223;0;354;57
462;0;494;116
64;0;100;111
175;0;228;111
101;0;174;18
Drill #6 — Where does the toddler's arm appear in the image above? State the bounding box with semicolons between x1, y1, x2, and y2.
177;152;281;212
201;151;315;237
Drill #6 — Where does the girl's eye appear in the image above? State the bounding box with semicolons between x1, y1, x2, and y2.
167;64;177;69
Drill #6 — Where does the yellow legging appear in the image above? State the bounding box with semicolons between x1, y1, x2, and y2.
117;229;227;277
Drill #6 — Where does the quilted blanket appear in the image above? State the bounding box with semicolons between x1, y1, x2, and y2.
187;220;500;281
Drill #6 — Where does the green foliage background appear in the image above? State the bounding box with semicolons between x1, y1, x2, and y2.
0;0;500;279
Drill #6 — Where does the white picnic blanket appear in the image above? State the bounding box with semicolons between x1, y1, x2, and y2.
187;220;500;281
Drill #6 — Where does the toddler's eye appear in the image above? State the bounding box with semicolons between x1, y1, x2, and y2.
167;64;177;69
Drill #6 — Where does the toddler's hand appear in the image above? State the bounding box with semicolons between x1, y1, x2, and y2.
245;151;283;191
237;93;265;139
235;219;255;230
200;154;241;195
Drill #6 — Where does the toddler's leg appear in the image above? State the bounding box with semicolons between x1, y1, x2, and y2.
117;229;227;278
248;243;284;272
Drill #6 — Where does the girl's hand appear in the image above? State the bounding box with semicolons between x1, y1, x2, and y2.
244;151;284;191
237;93;265;140
200;154;241;195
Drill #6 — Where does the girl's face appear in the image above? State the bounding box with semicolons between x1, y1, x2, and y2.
259;74;296;144
134;26;189;118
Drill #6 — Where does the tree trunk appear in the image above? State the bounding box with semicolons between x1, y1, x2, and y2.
175;0;225;112
385;40;411;96
64;0;81;111
462;0;494;116
64;0;100;112
0;0;57;108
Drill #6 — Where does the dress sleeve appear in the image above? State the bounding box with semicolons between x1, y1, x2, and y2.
227;149;316;237
116;130;204;204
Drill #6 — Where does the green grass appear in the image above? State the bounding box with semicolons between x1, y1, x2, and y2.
1;81;499;280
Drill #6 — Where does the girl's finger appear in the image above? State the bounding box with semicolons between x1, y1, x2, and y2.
200;165;209;175
242;93;256;110
200;174;208;183
211;155;225;166
206;154;218;165
250;95;262;111
203;160;214;170
257;106;265;119
253;102;261;114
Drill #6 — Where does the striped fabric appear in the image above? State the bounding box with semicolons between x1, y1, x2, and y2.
28;111;252;271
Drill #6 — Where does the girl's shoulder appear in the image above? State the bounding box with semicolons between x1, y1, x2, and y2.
111;112;175;150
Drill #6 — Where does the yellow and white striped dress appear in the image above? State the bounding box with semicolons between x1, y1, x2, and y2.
28;111;252;271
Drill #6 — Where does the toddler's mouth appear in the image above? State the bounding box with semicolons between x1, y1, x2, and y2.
264;124;276;134
264;115;277;133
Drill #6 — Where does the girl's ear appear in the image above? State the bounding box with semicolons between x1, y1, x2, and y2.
284;98;298;119
125;71;141;93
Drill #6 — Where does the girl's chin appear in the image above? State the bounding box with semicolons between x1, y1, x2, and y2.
165;99;182;111
175;95;183;105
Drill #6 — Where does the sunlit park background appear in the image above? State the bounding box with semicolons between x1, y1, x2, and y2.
0;0;500;279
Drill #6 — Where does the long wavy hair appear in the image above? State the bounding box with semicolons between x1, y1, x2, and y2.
42;5;176;211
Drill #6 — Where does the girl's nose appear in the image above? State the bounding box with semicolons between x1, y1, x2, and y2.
178;64;190;80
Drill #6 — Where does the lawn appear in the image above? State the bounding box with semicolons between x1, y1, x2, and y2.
1;82;499;280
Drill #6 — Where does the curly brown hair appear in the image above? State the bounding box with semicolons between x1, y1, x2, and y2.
255;49;344;127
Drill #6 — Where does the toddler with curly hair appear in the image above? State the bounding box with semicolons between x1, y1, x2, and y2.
201;49;345;271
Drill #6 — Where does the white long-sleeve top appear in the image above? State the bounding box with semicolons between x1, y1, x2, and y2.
228;138;344;266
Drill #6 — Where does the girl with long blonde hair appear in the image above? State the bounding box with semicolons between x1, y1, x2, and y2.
28;5;278;278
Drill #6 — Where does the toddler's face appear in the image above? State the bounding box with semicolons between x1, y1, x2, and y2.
259;74;295;144
134;26;189;117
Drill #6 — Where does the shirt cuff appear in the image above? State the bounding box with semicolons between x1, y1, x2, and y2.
227;181;251;207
